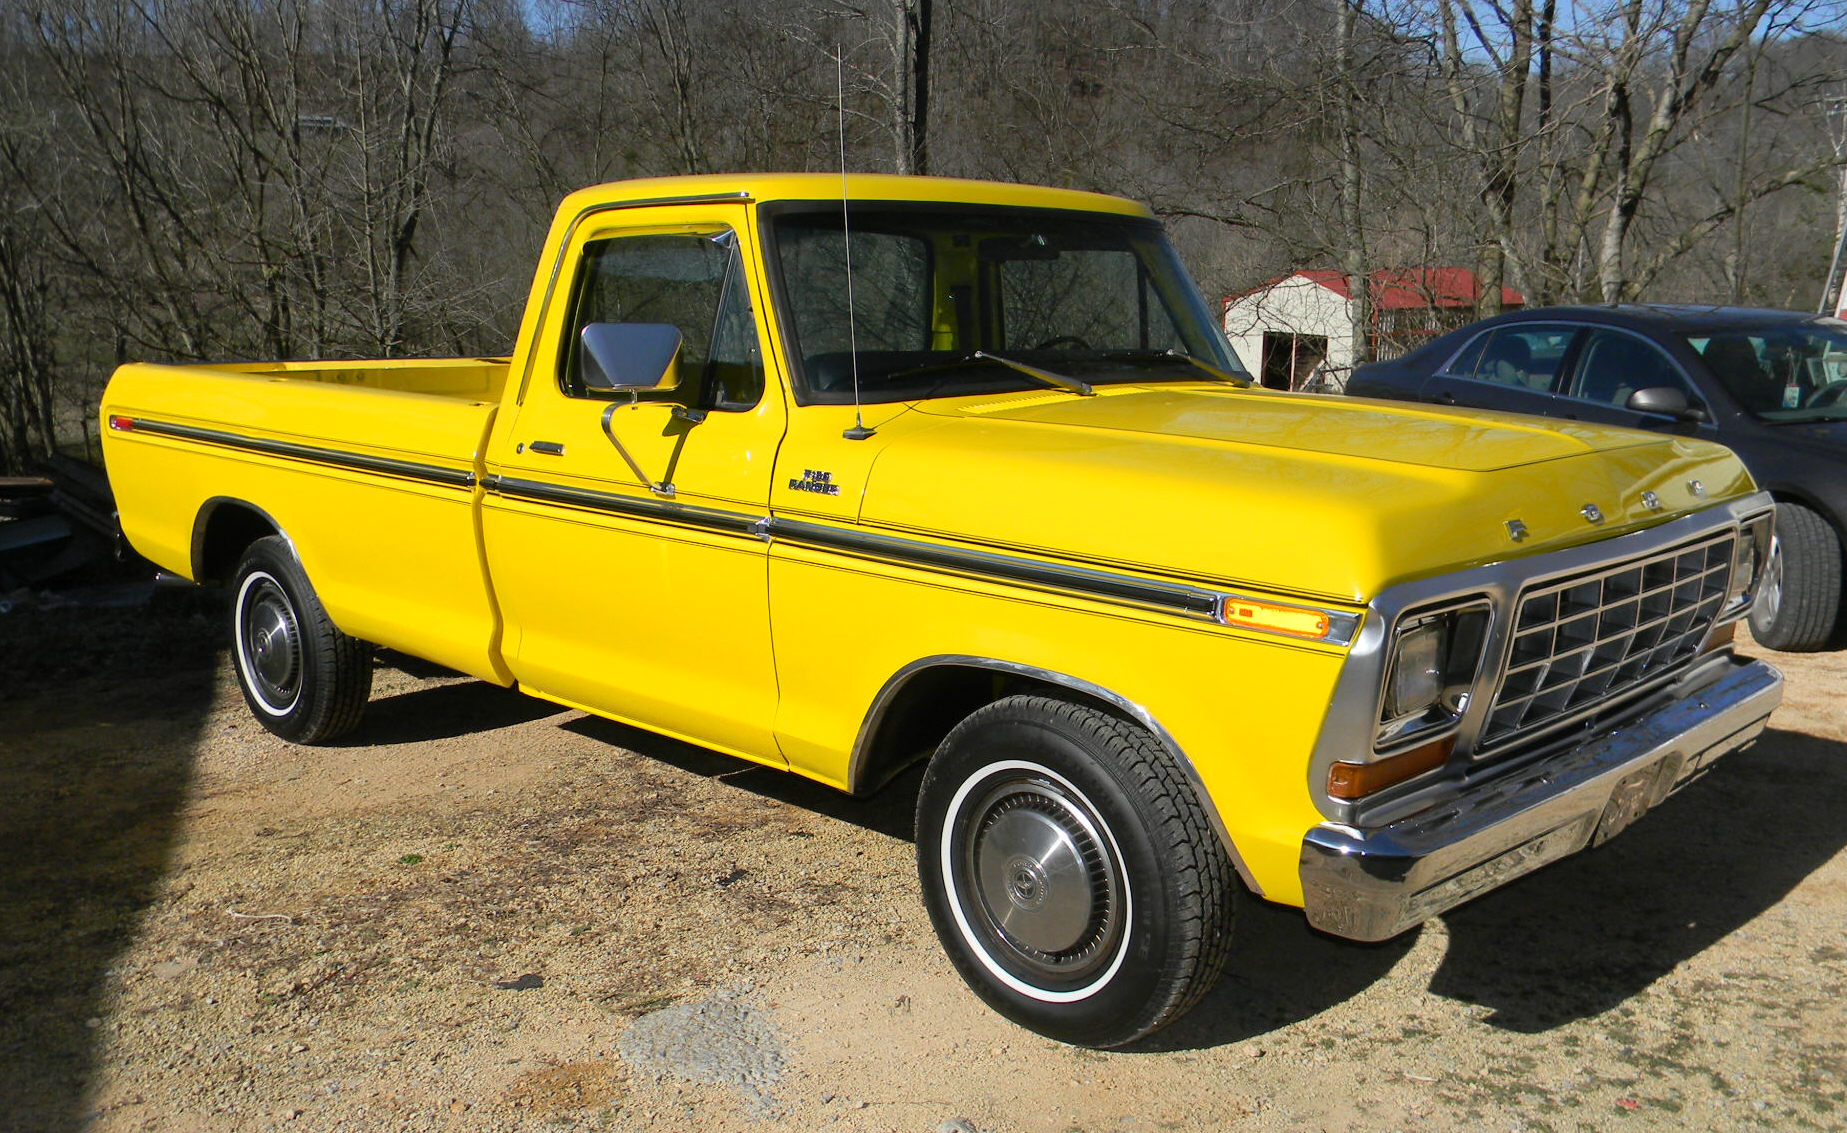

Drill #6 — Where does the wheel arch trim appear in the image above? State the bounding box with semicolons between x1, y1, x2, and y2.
190;497;291;583
850;654;1260;895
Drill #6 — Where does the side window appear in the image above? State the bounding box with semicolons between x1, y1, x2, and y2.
1695;333;1791;412
560;230;762;410
1444;326;1576;392
1570;329;1691;408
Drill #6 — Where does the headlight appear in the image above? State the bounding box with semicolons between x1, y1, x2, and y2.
1377;600;1491;749
1385;622;1445;719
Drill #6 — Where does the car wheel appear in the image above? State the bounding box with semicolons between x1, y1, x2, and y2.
915;695;1238;1047
231;536;372;742
1747;503;1843;652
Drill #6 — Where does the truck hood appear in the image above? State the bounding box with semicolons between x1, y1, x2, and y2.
859;386;1756;603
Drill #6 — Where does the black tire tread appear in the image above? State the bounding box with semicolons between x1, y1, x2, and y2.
1752;503;1843;652
233;537;371;743
937;694;1239;1045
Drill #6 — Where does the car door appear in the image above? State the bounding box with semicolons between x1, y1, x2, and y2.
1557;327;1709;431
1418;323;1583;416
482;203;789;763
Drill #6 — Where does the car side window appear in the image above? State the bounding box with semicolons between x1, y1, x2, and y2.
560;230;763;410
1443;326;1575;392
1569;329;1692;409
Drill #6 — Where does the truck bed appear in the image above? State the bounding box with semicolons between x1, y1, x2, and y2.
208;357;511;400
102;357;510;684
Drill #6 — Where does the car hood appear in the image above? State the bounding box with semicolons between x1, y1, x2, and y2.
856;385;1756;603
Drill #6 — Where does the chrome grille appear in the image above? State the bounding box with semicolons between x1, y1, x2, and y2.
1481;532;1736;750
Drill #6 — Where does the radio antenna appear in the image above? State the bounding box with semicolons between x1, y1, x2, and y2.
837;44;875;441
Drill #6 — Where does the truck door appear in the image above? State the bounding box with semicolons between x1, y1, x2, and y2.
482;203;789;764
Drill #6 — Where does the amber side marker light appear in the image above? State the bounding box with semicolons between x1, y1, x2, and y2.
1221;598;1330;640
108;415;135;431
1328;736;1455;800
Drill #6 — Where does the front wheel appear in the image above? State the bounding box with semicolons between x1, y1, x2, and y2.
231;536;372;743
916;696;1238;1047
1747;503;1843;652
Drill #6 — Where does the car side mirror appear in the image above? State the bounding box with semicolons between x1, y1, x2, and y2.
580;322;682;392
1625;386;1707;423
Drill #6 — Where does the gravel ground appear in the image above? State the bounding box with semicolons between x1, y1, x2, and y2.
1;595;1844;1133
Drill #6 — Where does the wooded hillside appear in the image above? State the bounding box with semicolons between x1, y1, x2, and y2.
2;0;1843;471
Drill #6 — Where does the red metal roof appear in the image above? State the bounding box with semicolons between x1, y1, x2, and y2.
1225;267;1525;311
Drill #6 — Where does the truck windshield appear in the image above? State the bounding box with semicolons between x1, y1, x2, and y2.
765;203;1243;404
1686;325;1847;422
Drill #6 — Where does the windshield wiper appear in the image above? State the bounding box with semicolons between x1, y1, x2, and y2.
971;351;1093;395
883;351;1094;396
1100;349;1252;387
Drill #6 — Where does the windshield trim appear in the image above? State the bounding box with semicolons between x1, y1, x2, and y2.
757;199;1236;407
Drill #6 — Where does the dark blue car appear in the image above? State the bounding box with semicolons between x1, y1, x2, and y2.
1347;304;1847;651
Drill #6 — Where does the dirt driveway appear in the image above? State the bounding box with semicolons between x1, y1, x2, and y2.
2;594;1844;1133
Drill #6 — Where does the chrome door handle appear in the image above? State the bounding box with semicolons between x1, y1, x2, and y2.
528;441;565;456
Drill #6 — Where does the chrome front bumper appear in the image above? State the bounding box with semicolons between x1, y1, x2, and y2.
1299;654;1783;942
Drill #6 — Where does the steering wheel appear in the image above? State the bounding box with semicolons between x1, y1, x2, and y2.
1032;335;1092;351
1809;380;1847;409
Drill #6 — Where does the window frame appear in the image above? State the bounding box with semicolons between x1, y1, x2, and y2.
554;224;765;413
1435;322;1582;394
757;199;1233;406
1562;325;1696;410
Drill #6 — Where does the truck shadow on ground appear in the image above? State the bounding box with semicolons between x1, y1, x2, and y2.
0;601;220;1133
1142;726;1847;1051
1428;726;1847;1032
455;688;1847;1052
563;715;926;842
329;677;567;745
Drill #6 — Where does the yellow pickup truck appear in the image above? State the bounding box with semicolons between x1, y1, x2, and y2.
103;174;1782;1047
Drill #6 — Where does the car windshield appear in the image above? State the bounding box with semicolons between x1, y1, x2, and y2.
1685;324;1847;422
765;202;1242;404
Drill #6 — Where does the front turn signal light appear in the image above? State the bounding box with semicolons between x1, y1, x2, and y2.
1328;736;1455;800
1220;598;1330;640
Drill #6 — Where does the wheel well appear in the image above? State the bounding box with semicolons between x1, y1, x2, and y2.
851;662;1149;796
192;500;281;584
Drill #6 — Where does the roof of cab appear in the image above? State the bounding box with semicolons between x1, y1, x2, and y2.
556;173;1154;219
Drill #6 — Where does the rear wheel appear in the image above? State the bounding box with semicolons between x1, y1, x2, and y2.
915;695;1238;1047
1748;503;1843;652
231;536;371;742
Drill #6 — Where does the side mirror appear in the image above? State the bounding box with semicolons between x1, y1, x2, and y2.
1625;385;1707;423
580;322;682;392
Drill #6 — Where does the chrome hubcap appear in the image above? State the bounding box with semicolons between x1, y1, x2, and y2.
239;574;302;713
956;773;1124;984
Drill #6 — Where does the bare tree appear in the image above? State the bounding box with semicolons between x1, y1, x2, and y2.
1435;0;1536;315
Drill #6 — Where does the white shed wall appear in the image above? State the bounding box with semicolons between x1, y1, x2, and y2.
1222;276;1359;373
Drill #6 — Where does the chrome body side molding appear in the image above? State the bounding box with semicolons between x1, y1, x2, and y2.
114;416;476;489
